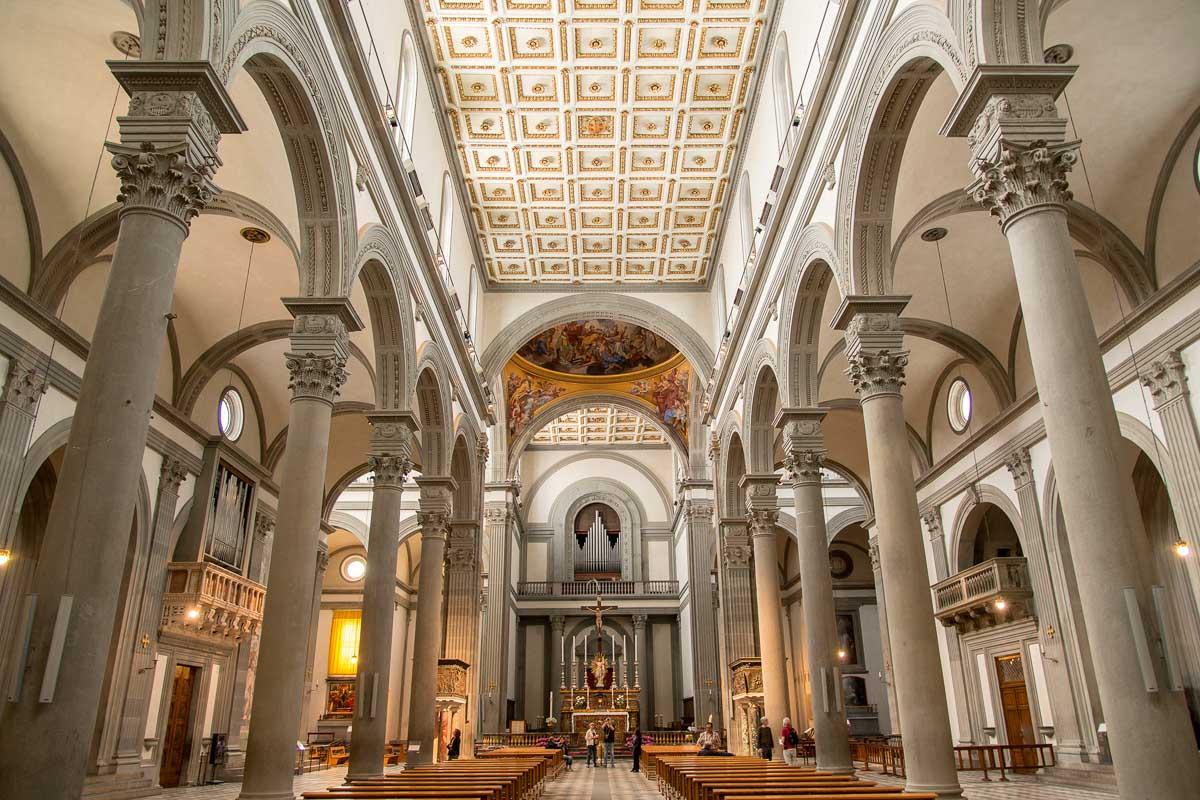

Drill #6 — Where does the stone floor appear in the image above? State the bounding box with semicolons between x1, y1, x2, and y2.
161;759;1117;799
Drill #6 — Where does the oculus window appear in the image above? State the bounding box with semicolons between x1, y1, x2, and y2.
218;388;244;442
947;378;973;434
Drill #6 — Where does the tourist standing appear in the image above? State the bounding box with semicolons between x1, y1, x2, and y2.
447;728;462;761
756;717;774;761
630;728;644;773
780;717;800;765
585;722;598;767
602;718;616;767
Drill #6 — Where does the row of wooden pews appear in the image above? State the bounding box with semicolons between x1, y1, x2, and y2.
299;749;561;800
650;753;938;800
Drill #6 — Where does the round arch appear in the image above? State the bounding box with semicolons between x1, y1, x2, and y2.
353;224;419;411
413;346;454;476
522;451;673;521
741;342;782;474
716;421;748;519
835;5;968;295
505;394;689;478
948;483;1026;572
777;223;840;407
547;477;646;582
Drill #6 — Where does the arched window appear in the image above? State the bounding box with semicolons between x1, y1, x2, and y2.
439;171;455;265
772;33;794;147
396;31;419;145
738;172;754;263
714;262;728;339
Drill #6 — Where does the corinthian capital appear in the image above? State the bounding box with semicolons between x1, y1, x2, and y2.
746;508;778;538
1;359;48;413
106;61;246;228
777;408;826;484
158;455;189;494
684;499;714;521
286;353;348;403
970;139;1078;225
846;350;909;400
921;509;943;540
445;525;478;570
369;455;413;489
723;540;752;568
1004;448;1034;488
418;511;452;542
1141;350;1188;409
832;297;911;401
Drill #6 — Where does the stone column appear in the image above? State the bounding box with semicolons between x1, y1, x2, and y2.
0;62;244;800
348;413;416;780
634;614;650;724
1141;352;1200;677
114;456;190;765
444;520;481;752
299;539;330;739
406;476;456;765
867;531;900;735
681;484;723;728
920;509;975;745
478;486;517;733
719;520;756;662
778;410;852;772
833;297;961;797
0;358;48;548
549;615;566;709
1003;448;1089;759
240;299;360;800
247;508;276;585
743;473;789;759
945;64;1200;796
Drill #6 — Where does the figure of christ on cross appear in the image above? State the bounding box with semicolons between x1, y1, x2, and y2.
581;593;608;639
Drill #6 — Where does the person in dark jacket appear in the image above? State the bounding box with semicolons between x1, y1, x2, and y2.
447;728;462;760
630;728;644;773
602;719;616;767
756;717;774;761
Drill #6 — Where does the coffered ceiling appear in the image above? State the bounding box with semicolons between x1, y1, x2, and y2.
418;0;772;286
531;406;668;445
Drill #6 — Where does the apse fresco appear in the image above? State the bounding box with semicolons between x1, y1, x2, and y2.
504;360;691;443
516;320;678;376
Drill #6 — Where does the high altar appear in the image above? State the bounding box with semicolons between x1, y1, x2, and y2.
559;595;640;735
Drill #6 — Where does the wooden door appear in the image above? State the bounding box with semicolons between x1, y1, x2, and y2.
159;665;198;788
995;654;1036;770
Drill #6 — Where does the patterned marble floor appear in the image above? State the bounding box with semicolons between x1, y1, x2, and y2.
160;759;1117;799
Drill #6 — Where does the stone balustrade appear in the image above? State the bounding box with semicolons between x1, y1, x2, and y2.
160;561;266;642
932;557;1034;633
516;579;679;598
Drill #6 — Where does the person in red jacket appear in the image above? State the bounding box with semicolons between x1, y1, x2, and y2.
780;717;800;765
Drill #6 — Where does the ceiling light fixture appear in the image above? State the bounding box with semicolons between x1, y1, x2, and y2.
1174;539;1191;558
0;548;11;566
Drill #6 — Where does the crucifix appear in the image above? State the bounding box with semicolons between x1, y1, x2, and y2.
580;593;609;640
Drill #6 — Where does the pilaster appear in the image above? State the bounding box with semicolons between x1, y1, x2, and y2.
479;482;519;733
0;358;48;549
719;519;755;663
680;483;722;727
867;531;900;734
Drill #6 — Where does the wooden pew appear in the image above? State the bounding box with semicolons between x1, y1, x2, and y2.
649;754;937;800
301;756;550;800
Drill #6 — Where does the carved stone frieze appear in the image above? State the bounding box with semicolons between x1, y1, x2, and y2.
970;138;1078;225
368;455;412;489
285;352;348;403
1004;447;1034;488
1141;350;1188;409
1;360;48;413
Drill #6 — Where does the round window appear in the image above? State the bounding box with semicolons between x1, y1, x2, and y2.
341;554;367;582
218;388;245;442
947;378;972;434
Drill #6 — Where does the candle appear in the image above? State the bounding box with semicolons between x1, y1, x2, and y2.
561;632;565;662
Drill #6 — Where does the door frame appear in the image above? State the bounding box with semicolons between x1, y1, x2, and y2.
159;663;201;787
960;618;1051;745
149;639;235;786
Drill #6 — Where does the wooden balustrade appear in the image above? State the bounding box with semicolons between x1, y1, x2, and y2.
851;739;1057;781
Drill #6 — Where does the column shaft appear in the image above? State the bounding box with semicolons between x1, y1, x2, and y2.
719;522;756;662
406;478;455;765
743;474;788;759
444;522;481;752
478;497;514;733
683;493;722;727
348;448;412;780
867;534;900;735
781;411;852;771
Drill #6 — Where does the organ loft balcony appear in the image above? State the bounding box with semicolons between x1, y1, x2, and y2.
160;560;265;642
932;557;1034;634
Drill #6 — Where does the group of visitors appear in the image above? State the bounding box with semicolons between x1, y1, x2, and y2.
694;716;803;764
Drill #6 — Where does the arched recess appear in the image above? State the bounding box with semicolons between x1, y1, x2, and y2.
826;506;869;543
505;394;689;479
547;477;646;582
413;351;453;476
0;126;42;288
450;428;480;520
32;190;299;310
771;32;794;145
480;294;715;382
265;400;373;474
328;510;370;547
947;484;1026;572
892;189;1154;305
777;223;840;407
718;424;749;519
353;224;418;411
321;462;370;523
522;451;673;520
175;320;378;416
396;31;419;144
742;345;782;474
220;3;357;296
836;5;968;295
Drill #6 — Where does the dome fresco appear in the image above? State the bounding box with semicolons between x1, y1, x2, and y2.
515;320;679;377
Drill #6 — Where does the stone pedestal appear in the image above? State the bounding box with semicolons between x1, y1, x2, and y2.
779;409;853;772
834;297;962;797
348;414;416;780
239;300;360;800
945;64;1200;798
0;62;244;800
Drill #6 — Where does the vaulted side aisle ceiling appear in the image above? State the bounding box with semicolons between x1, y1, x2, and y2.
418;0;773;286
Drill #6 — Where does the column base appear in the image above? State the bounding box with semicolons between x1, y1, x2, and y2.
345;770;385;782
816;761;856;774
904;780;964;798
236;791;297;800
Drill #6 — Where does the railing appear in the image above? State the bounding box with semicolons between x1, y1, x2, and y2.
954;744;1057;781
517;580;679;598
160;561;265;641
850;739;906;777
932;557;1034;631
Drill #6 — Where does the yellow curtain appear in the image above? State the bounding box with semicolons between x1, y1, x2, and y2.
328;609;362;676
